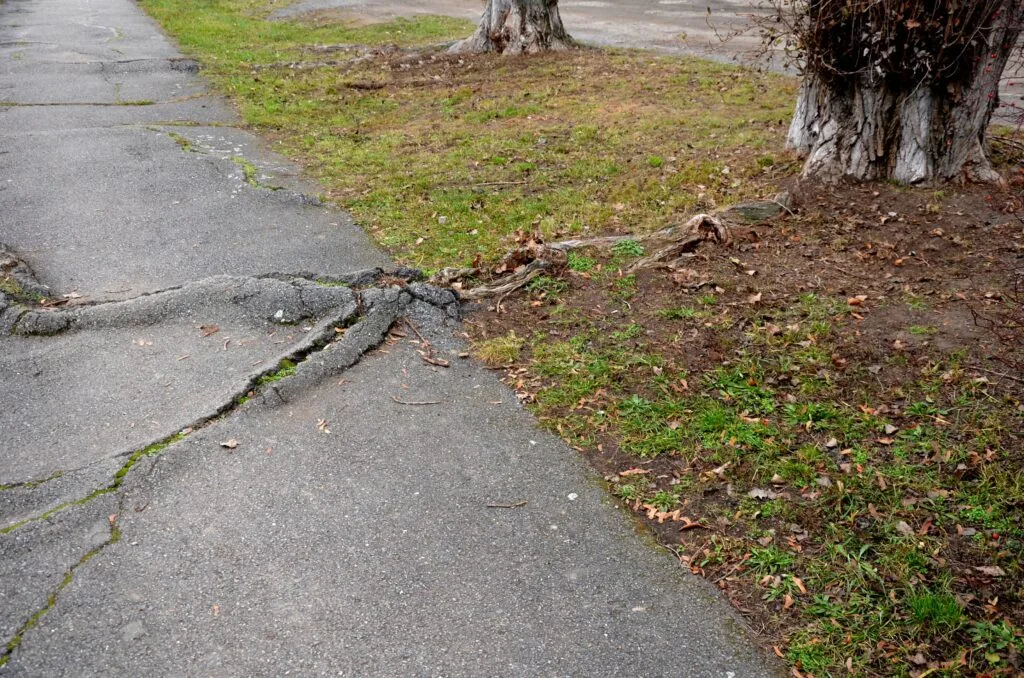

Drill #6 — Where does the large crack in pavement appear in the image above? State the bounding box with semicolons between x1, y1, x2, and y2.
0;247;463;666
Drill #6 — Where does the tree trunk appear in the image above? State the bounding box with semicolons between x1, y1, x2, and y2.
788;5;1023;184
449;0;574;55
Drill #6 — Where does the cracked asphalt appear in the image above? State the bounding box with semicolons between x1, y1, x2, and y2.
0;0;780;674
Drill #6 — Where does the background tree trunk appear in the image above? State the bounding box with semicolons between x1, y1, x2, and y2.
788;1;1024;184
449;0;574;55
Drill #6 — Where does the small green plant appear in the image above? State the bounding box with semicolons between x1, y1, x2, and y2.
905;294;929;311
527;275;570;299
657;306;698;320
969;620;1023;666
257;359;296;386
612;240;645;258
614;483;642;501
648;490;678;512
612;323;643;341
567;252;596;272
748;546;795;575
647;155;664;168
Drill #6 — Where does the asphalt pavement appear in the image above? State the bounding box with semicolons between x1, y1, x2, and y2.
274;0;765;61
0;0;780;674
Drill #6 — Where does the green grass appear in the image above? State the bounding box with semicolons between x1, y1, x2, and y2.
473;331;525;366
501;264;1024;674
139;0;795;272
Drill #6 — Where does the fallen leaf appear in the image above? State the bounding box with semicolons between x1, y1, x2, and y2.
317;419;331;434
792;576;807;594
746;292;762;304
783;593;794;609
748;488;779;500
708;462;730;479
619;468;652;477
973;565;1006;577
220;439;239;450
896;521;914;536
199;324;220;337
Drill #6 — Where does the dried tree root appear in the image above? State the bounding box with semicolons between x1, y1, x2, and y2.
433;214;729;299
458;260;551;300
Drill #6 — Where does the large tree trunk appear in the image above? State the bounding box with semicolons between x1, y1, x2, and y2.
788;3;1024;184
449;0;574;55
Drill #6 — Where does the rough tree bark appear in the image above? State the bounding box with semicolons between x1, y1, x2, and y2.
787;1;1024;184
449;0;574;55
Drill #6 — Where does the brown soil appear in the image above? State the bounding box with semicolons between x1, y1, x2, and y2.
464;178;1024;673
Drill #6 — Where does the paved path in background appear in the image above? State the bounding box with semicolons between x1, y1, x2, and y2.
276;0;1024;120
276;0;765;61
0;0;779;674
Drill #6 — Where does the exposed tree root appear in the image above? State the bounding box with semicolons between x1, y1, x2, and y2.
437;214;730;300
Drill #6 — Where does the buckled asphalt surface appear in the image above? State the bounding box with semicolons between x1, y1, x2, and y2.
0;0;779;674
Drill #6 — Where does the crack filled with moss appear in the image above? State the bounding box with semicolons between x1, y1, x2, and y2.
0;518;122;668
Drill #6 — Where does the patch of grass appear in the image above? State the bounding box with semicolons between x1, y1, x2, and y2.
485;268;1024;674
473;331;525;366
141;0;794;270
907;590;964;633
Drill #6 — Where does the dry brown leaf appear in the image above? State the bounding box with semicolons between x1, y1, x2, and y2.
220;439;239;450
974;565;1006;577
199;324;220;337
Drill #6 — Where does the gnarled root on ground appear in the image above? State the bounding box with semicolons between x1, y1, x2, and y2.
433;213;729;300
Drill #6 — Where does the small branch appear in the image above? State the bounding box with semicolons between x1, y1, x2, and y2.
973;366;1024;384
391;396;443;405
472;180;528;187
404;317;450;368
486;500;528;509
712;554;751;584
